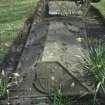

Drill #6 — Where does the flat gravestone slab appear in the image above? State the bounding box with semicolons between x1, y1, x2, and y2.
8;17;97;105
35;18;95;96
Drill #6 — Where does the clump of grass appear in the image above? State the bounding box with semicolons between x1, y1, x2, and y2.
51;85;74;105
0;70;8;99
50;77;73;105
81;39;105;103
82;39;105;84
0;70;20;100
51;84;64;105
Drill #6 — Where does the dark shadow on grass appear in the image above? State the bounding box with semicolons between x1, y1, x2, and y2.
85;6;105;39
89;6;105;26
0;8;37;72
0;0;46;73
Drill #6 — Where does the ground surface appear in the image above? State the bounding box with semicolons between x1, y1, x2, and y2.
0;0;37;64
0;0;105;105
6;2;105;105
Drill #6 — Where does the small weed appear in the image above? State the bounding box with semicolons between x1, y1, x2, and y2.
51;84;64;105
0;70;8;99
0;70;20;99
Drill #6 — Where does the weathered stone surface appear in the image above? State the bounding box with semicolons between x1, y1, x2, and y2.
35;18;94;96
48;1;82;15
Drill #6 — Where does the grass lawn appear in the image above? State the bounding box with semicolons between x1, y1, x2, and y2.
0;0;37;64
92;0;105;16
